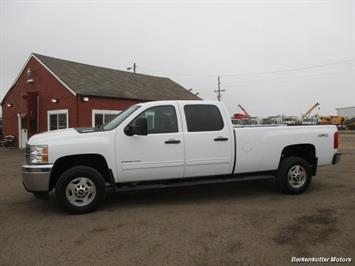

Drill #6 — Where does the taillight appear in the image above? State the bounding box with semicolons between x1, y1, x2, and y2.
334;131;339;149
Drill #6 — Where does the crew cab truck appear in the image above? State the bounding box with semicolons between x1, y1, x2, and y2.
22;101;341;213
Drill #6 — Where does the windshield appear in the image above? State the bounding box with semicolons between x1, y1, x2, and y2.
103;105;141;131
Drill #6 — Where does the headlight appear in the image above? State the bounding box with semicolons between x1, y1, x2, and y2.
26;144;48;164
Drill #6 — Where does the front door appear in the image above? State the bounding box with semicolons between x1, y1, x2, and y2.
116;103;184;182
18;115;28;149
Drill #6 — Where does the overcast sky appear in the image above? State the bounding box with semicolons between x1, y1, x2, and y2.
1;0;354;117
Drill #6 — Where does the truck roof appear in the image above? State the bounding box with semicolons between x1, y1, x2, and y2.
137;100;222;107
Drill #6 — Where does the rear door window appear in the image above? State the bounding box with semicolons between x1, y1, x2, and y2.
184;105;224;132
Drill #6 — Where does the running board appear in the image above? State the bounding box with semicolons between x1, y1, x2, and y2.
114;174;275;192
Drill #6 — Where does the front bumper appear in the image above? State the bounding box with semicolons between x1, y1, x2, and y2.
22;164;53;192
332;153;341;165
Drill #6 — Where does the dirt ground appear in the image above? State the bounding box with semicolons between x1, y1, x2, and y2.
0;133;354;266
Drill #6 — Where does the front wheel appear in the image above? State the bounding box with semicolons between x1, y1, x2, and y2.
55;166;106;214
276;156;312;194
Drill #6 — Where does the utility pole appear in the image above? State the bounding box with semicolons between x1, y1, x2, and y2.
214;75;226;101
126;62;136;73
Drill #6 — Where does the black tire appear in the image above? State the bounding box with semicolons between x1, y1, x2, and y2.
276;156;312;194
55;166;106;214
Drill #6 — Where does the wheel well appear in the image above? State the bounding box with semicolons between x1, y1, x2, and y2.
280;144;317;175
49;154;111;190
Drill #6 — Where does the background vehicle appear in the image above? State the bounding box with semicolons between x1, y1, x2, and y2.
22;101;341;213
319;115;347;129
232;104;254;125
302;117;318;125
283;116;303;125
233;104;251;120
344;117;355;130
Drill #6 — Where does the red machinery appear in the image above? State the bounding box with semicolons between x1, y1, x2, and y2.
233;104;251;121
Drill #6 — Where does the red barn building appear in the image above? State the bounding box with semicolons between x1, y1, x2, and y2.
1;53;200;148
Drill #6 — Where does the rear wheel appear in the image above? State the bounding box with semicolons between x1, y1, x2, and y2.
55;166;106;214
276;156;312;194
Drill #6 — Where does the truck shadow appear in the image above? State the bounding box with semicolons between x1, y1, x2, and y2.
104;179;277;210
18;179;277;215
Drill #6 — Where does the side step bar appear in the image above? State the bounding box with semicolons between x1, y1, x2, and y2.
113;174;275;193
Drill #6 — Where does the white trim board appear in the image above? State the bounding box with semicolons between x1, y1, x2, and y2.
32;54;76;96
9;54;33;91
1;54;33;105
3;54;76;105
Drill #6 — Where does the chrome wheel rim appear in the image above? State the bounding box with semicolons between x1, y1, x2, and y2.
287;165;307;189
65;177;96;207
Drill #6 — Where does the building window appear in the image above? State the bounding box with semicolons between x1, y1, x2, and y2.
47;109;69;131
92;110;121;127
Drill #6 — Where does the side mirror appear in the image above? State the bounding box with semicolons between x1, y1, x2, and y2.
134;117;148;135
124;125;134;136
124;117;148;136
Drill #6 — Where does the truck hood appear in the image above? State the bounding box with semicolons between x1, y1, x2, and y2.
27;128;79;145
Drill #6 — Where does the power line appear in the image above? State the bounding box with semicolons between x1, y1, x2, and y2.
222;68;355;87
221;58;355;77
223;74;354;88
139;66;216;77
139;58;355;78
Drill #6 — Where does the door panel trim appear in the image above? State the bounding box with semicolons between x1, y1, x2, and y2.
185;157;231;166
122;160;185;170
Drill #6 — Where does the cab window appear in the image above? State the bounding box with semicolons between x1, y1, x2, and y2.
135;105;178;134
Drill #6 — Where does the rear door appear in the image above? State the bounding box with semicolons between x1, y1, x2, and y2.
116;103;185;182
180;102;234;177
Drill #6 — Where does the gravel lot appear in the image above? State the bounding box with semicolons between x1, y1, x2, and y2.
1;133;354;266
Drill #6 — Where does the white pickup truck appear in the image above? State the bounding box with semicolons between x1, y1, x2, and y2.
22;101;341;213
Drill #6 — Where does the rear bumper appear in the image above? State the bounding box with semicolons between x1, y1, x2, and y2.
22;164;53;192
332;153;341;165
